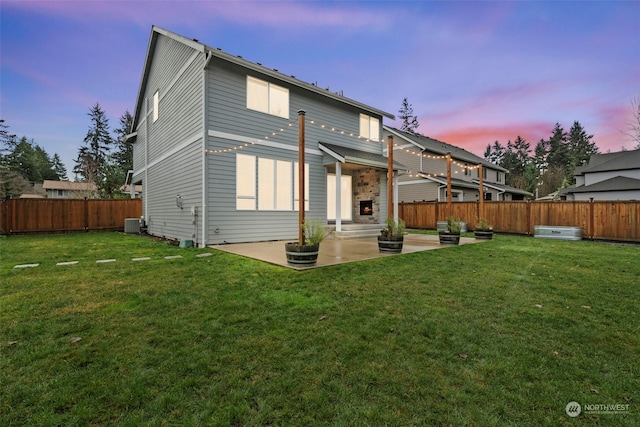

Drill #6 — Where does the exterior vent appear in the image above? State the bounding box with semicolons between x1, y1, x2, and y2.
124;218;141;234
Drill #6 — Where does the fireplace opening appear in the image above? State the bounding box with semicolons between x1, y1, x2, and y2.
360;200;373;216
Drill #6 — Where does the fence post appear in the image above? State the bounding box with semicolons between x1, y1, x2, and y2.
526;200;531;235
589;197;594;240
84;197;89;232
4;199;11;236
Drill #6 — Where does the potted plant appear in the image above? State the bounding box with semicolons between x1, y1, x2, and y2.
474;217;494;240
439;216;462;245
285;219;325;265
378;217;406;253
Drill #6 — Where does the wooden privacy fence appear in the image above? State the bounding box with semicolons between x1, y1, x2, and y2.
399;200;640;243
1;198;142;235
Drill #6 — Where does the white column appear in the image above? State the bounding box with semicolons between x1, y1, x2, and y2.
335;162;342;232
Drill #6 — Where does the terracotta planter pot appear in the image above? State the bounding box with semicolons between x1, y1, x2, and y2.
285;242;319;265
438;231;460;245
474;230;494;240
378;235;404;253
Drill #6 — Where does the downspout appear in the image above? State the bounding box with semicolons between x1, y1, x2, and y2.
201;51;213;248
335;162;342;232
144;96;149;226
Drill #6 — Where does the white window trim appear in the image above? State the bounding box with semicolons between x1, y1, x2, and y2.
246;76;289;119
236;153;308;212
359;113;379;141
153;91;159;122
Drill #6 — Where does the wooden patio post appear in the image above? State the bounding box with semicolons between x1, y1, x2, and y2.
478;163;484;219
387;135;394;219
446;153;452;216
298;110;306;245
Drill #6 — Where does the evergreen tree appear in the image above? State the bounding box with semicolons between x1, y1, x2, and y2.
0;119;17;158
52;153;68;180
96;158;126;199
112;110;134;172
533;139;549;172
568;121;599;171
74;103;113;181
546;123;570;176
484;140;505;165
398;98;420;133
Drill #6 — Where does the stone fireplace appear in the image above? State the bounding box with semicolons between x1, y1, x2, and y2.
353;168;380;224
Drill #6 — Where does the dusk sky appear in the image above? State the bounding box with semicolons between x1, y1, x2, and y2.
2;1;639;178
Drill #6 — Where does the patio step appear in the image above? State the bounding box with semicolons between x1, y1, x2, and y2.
331;223;383;240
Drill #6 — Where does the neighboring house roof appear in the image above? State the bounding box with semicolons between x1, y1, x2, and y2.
574;148;640;176
318;142;409;172
42;180;97;191
384;126;508;173
561;176;640;194
132;26;395;133
473;180;533;197
421;175;481;190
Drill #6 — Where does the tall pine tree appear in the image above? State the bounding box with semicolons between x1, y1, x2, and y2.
74;103;113;181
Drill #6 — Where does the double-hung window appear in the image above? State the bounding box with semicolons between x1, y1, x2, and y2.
247;76;289;119
359;114;379;141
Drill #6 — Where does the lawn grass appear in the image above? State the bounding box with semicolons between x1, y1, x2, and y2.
1;232;638;426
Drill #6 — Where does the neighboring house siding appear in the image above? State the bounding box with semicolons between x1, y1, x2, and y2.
398;181;438;202
573;190;640;201
585;169;640;186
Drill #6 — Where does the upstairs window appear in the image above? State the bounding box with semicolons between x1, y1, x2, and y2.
247;76;289;119
497;171;503;183
359;114;379;141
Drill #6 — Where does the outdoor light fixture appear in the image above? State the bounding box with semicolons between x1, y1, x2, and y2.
176;195;183;209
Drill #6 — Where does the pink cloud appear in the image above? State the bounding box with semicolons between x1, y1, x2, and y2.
431;122;553;157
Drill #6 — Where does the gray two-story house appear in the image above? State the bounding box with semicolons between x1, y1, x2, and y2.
383;126;532;202
129;26;402;246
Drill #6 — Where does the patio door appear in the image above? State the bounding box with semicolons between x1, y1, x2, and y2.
327;174;352;221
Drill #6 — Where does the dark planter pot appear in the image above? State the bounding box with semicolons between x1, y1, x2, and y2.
474;230;494;240
378;235;404;253
439;231;461;245
285;242;319;265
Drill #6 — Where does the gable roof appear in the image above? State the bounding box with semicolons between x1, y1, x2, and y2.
132;26;395;133
384;126;508;173
575;148;640;176
318;142;408;172
42;180;97;191
562;176;640;194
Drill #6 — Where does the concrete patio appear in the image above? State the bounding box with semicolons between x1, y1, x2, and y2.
211;233;484;270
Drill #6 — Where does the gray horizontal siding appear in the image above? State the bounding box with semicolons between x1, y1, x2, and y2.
205;60;388;243
147;49;204;164
206;139;324;244
146;139;203;242
398;181;439;203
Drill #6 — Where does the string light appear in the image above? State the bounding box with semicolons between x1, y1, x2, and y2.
205;121;296;154
205;117;486;178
